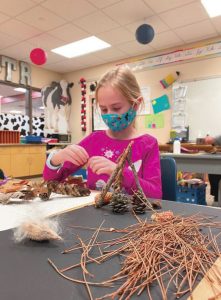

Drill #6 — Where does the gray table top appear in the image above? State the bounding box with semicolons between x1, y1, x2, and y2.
161;152;221;159
0;201;221;300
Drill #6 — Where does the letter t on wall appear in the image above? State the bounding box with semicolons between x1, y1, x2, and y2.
1;56;17;81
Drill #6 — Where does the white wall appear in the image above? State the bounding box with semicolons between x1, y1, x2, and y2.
64;44;221;144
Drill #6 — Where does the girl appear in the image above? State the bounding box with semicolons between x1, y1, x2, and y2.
43;66;162;199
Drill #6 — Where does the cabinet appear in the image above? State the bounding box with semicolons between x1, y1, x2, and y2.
0;144;46;177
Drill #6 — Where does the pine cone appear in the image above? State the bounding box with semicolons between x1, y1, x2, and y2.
94;192;113;208
132;190;147;214
20;186;36;200
46;181;91;197
38;184;51;201
109;192;129;214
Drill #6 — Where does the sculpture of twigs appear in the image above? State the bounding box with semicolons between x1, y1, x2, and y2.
48;213;221;300
94;142;154;213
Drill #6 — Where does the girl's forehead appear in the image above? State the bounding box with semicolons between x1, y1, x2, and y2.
97;86;128;105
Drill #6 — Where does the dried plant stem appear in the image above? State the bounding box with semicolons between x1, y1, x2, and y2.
49;214;221;300
126;156;153;211
99;142;133;202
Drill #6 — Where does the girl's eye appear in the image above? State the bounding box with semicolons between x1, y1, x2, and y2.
101;109;107;114
113;107;121;112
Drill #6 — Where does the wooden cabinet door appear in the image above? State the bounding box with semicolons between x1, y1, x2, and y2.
1;145;46;177
0;154;12;177
29;153;45;176
0;147;12;177
29;146;46;176
11;155;29;177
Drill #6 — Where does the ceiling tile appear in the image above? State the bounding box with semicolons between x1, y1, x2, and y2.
0;0;35;17
150;31;183;50
0;12;10;23
116;40;154;56
143;0;196;13
210;16;221;34
159;2;209;29
87;0;120;9
31;0;45;2
71;53;105;66
0;0;220;74
41;60;71;73
34;51;64;65
126;15;169;35
97;27;133;46
28;33;65;50
73;11;119;34
0;41;33;60
49;23;89;43
45;54;105;73
94;47;127;61
0;19;42;41
103;0;154;25
174;20;217;43
41;0;96;21
0;32;20;50
16;6;66;31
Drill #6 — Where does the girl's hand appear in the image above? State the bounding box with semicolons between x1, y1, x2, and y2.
205;135;215;145
88;156;116;175
51;145;89;167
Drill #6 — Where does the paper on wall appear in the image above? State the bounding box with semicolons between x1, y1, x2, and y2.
173;98;186;112
173;84;187;99
137;86;151;115
145;113;164;129
172;112;186;132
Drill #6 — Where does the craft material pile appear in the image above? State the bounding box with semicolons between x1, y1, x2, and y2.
48;212;221;300
14;219;62;242
0;177;90;204
94;141;161;213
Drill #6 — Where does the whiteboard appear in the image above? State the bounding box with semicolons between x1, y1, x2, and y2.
183;77;221;141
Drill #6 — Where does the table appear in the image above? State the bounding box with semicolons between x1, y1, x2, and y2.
160;153;221;174
161;152;221;205
0;200;221;300
0;191;97;231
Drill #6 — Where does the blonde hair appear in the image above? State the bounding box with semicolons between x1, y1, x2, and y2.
95;65;142;106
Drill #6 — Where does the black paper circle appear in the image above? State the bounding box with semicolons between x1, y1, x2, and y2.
135;24;155;45
90;82;97;92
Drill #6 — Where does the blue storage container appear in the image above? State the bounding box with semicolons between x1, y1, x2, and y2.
25;135;42;144
176;184;207;205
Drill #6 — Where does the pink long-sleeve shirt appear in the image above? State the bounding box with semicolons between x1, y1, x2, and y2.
43;131;162;199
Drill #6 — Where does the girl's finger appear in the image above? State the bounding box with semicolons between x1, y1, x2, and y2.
96;167;109;175
74;146;89;162
90;161;105;173
63;149;83;165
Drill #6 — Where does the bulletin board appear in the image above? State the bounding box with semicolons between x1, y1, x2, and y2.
181;77;221;141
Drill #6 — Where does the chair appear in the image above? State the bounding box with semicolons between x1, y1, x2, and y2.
160;157;177;201
72;168;87;180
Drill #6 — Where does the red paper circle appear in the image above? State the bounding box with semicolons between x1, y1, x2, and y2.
30;48;47;65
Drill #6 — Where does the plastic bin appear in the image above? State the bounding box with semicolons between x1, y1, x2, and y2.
176;183;207;205
25;135;42;144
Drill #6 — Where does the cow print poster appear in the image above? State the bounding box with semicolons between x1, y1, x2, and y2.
0;113;44;137
41;79;74;134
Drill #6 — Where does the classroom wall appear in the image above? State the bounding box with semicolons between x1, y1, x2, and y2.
0;63;61;88
64;41;221;145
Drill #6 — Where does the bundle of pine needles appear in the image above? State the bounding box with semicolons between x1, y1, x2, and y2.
48;213;221;300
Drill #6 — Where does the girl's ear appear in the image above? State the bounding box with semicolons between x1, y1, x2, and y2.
133;96;143;111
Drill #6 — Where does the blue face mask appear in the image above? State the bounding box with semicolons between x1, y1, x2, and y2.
101;107;136;132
